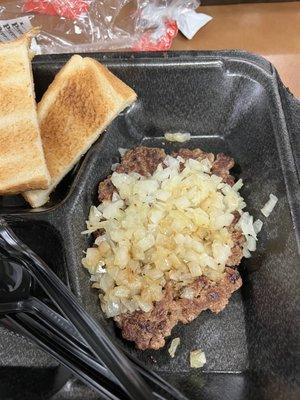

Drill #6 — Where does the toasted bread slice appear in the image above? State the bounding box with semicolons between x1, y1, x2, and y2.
0;30;50;195
23;55;137;208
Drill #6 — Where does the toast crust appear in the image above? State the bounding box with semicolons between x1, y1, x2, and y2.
23;55;137;208
0;29;50;195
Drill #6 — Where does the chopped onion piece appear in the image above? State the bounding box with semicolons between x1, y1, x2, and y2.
102;199;124;220
112;192;121;202
212;242;231;265
135;297;152;313
105;300;122;318
88;206;102;225
232;179;243;191
94;235;107;245
81;229;93;235
261;194;278;217
212;213;234;229
177;156;185;163
239;212;257;240
190;349;206;368
99;274;114;292
163;155;180;169
246;236;257;252
174;196;191;209
118;148;128;157
164;132;191;142
138;235;155;251
111;163;120;171
156;189;171;201
243;248;251;258
150;210;164;224
180;286;195;300
253;219;263;234
168;337;181;358
82;248;102;274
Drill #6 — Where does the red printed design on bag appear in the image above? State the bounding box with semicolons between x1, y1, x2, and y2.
23;0;90;20
133;20;178;52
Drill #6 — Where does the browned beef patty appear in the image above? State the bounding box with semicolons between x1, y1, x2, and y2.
172;148;235;185
99;146;236;202
98;146;244;349
115;268;242;350
227;226;245;266
172;148;215;164
99;147;166;201
116;146;166;176
211;153;235;186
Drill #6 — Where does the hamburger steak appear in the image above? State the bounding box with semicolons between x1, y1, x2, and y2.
97;147;244;350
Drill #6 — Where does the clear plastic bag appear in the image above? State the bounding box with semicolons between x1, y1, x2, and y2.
0;0;201;54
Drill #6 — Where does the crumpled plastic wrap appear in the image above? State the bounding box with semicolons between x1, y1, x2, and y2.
0;0;209;54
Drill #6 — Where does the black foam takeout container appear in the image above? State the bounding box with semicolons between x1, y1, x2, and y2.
0;51;299;400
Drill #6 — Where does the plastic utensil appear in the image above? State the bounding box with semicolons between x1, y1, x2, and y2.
0;257;84;343
3;313;173;400
2;314;125;400
0;218;154;400
0;254;187;400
